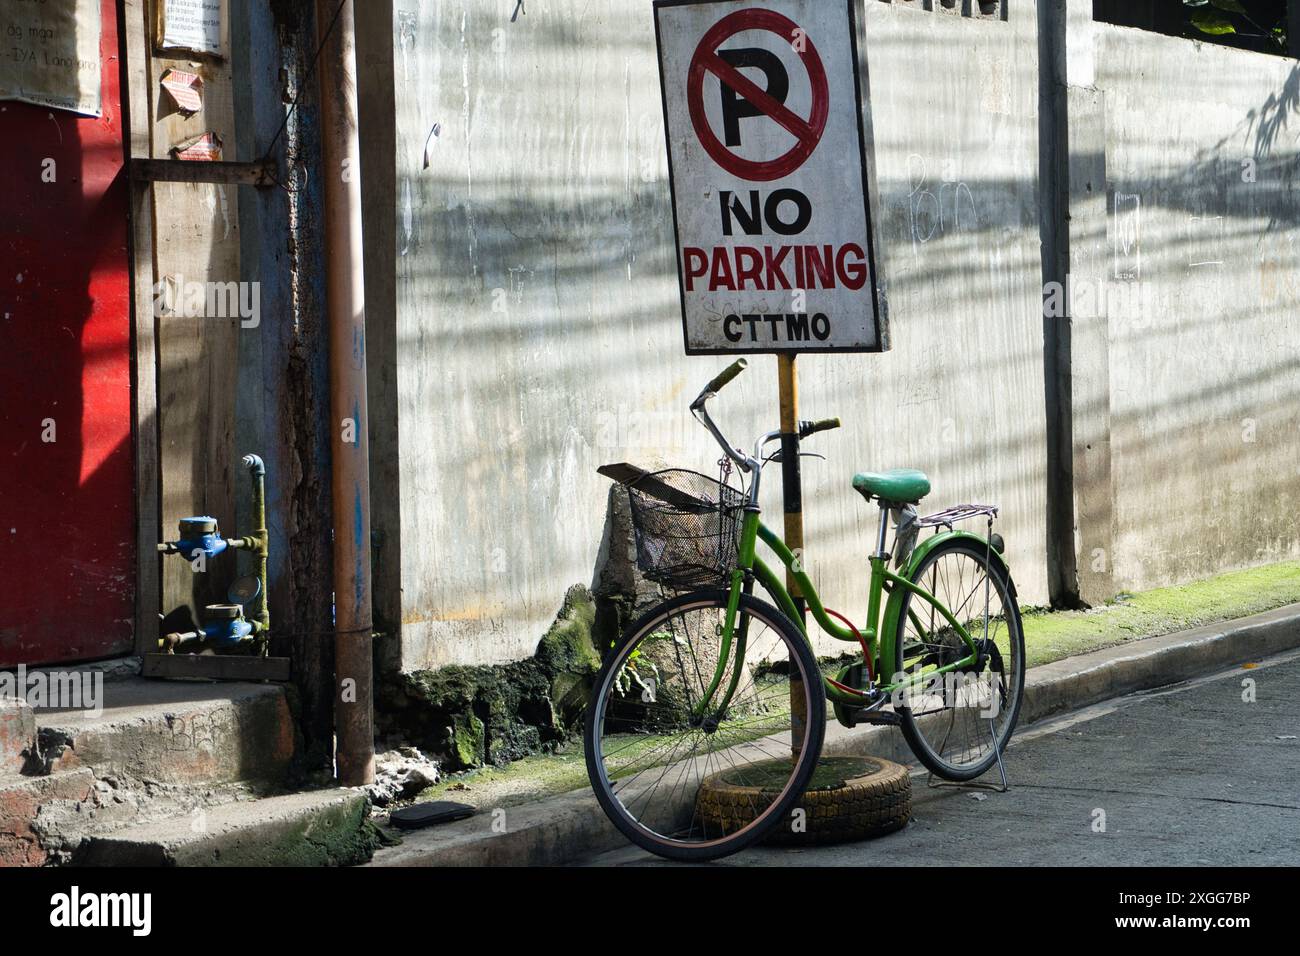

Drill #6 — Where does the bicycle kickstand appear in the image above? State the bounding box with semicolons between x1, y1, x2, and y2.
987;715;1009;792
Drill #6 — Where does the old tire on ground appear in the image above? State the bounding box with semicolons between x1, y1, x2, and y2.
697;756;911;846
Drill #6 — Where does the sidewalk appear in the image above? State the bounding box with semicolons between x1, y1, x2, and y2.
366;599;1300;867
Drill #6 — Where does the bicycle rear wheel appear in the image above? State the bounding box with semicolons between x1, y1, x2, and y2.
893;537;1025;781
584;589;825;862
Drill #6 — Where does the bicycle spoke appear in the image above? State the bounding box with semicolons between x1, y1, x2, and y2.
896;545;1023;778
590;595;818;852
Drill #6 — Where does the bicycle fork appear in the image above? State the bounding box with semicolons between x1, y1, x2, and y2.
695;511;761;719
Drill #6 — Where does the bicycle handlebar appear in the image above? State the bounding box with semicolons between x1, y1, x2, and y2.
799;418;841;438
691;358;747;410
689;360;840;476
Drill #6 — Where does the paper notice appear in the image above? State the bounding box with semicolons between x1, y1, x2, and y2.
159;0;223;58
0;0;103;116
171;131;223;162
160;69;204;115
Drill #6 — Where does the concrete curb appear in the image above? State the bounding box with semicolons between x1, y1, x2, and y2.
1019;602;1300;723
366;602;1300;867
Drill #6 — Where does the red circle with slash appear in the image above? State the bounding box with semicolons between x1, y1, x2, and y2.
686;8;829;182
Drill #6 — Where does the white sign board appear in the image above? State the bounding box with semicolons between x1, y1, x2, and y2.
0;0;102;117
159;0;224;58
654;0;886;353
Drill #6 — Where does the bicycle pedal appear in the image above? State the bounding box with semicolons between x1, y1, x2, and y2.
850;708;900;728
834;688;894;729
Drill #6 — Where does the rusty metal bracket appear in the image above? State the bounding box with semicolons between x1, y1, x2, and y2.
129;157;278;187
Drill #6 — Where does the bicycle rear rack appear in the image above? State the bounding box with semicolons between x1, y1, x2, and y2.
916;503;999;529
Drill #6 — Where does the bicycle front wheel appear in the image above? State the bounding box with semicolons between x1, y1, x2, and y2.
584;589;826;862
893;537;1025;781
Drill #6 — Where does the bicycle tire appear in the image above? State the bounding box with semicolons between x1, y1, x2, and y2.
894;537;1026;781
584;589;826;862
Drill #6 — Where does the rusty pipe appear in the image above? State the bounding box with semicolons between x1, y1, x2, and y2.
317;0;375;786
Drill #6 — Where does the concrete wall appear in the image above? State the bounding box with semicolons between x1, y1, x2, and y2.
376;0;1049;669
1091;24;1300;591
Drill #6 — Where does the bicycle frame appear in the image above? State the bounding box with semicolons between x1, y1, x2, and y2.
682;357;1009;719
698;508;999;716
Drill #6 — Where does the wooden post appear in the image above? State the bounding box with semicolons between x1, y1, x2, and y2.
777;354;806;760
122;0;161;657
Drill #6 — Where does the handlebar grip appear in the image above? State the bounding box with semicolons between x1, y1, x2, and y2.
799;417;841;438
695;358;748;405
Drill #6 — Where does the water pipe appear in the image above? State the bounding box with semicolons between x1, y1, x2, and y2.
156;454;271;654
317;0;376;786
238;454;270;638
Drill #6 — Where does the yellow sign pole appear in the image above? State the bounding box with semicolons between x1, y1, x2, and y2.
777;353;806;761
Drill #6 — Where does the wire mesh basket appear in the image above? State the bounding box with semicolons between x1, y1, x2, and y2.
626;469;744;590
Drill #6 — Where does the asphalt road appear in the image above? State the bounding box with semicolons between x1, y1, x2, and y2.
578;651;1300;866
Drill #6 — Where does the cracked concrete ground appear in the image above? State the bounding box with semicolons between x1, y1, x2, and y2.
580;651;1300;866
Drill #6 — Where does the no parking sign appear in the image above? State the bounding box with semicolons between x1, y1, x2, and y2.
654;0;888;353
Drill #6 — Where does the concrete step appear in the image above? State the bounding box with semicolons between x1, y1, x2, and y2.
34;678;296;788
72;789;374;866
0;769;96;866
2;677;310;865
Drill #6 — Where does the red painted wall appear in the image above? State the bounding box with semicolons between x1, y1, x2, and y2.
0;0;135;666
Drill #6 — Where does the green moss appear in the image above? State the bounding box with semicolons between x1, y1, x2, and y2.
451;713;485;767
378;585;605;771
416;743;594;810
1022;560;1300;668
535;593;601;674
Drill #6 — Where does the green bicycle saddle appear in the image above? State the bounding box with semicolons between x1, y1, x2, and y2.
852;469;931;504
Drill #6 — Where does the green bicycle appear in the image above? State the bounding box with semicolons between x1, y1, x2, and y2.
584;359;1025;861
